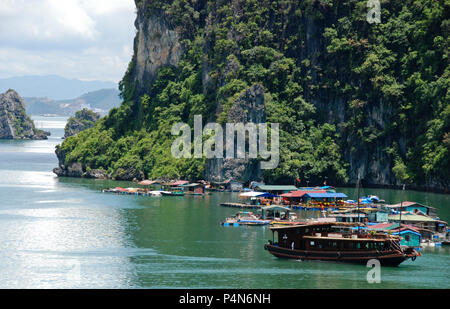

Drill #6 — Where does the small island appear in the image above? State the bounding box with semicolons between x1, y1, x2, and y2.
63;108;100;139
0;89;50;140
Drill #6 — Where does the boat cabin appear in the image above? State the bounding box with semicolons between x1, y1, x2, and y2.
260;205;292;220
328;212;368;223
268;222;400;252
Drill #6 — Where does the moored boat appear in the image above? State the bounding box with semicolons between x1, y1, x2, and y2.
264;222;420;266
221;212;271;226
161;191;185;196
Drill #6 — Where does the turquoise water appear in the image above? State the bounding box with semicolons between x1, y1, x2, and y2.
0;116;448;288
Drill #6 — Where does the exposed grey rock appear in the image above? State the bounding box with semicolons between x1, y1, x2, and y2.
112;167;145;181
205;84;266;183
0;89;50;140
83;169;108;179
131;6;183;97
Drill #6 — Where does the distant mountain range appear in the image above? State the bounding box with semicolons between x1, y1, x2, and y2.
0;75;117;100
24;88;121;116
0;75;122;116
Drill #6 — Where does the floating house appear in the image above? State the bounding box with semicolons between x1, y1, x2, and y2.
303;192;348;203
181;182;205;195
138;180;165;190
279;190;327;205
368;223;422;248
388;212;448;239
170;180;190;187
386;201;438;218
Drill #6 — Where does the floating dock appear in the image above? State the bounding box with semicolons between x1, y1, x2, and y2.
220;202;261;209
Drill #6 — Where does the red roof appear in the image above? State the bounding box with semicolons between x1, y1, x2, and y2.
170;180;190;186
369;222;421;233
280;190;327;198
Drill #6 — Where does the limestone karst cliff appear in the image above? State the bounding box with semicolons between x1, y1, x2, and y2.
55;0;449;192
0;89;50;140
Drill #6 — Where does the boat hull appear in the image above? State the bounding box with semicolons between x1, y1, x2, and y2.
264;244;414;266
161;192;184;196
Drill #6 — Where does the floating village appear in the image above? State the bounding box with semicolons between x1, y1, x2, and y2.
103;179;449;266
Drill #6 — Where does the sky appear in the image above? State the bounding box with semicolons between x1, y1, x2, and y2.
0;0;136;82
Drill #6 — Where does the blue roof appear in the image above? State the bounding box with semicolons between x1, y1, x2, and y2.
392;230;422;238
305;193;347;198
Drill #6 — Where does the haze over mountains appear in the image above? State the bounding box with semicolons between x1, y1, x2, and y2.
0;75;121;116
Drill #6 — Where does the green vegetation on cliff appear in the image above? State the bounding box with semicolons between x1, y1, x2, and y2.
57;0;449;190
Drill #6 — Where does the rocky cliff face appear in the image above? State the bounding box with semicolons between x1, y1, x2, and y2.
0;89;49;140
54;0;449;192
205;84;266;182
129;4;183;98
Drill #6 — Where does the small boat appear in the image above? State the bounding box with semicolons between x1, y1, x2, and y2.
264;222;420;266
221;212;271;226
161;191;185;196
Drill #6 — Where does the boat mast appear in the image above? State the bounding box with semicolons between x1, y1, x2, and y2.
357;176;361;233
399;183;405;229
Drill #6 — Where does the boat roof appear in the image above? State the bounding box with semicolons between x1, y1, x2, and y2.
269;222;362;231
305;192;348;198
303;236;388;242
261;205;291;211
386;201;436;210
239;191;266;197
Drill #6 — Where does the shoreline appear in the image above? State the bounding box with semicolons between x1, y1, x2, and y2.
53;173;450;196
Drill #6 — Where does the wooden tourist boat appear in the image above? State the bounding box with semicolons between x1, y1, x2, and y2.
264;222;420;266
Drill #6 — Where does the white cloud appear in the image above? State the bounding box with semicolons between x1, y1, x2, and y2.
0;0;136;82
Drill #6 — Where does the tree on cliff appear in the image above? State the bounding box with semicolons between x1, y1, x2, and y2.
55;0;449;191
